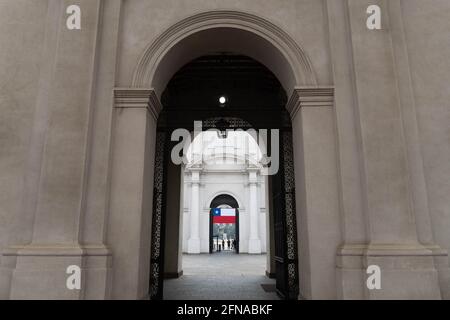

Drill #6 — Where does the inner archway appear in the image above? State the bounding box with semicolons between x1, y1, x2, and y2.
209;194;240;254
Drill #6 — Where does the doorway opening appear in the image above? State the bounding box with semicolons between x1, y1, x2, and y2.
149;54;299;300
209;194;240;254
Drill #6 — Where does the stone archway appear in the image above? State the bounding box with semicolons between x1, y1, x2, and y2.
209;194;240;254
208;192;243;211
3;1;447;301
109;10;335;300
132;10;317;95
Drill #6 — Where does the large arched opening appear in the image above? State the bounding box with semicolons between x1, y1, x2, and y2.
132;10;317;93
151;51;298;300
109;10;335;300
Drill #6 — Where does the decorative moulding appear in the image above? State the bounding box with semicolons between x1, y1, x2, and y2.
132;9;317;89
113;88;162;120
286;87;335;120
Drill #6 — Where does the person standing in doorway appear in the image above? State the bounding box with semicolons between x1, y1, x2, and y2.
227;239;231;251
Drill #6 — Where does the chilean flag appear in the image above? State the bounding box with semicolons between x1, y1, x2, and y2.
212;208;236;224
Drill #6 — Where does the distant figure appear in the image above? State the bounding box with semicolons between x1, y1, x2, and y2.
227;239;231;250
232;239;236;250
222;239;225;250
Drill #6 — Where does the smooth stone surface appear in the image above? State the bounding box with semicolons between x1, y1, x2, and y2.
164;253;278;300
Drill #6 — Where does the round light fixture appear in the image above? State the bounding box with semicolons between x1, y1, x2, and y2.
219;96;227;105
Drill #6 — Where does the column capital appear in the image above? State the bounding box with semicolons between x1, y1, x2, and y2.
286;86;334;120
113;88;162;121
248;169;259;185
188;168;202;184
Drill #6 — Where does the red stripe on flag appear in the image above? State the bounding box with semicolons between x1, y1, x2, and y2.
213;216;236;224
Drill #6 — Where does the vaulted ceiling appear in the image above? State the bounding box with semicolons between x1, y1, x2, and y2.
160;54;290;130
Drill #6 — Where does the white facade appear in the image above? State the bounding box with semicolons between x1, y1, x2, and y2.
182;130;267;254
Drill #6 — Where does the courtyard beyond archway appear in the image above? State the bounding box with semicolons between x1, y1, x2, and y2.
164;253;278;300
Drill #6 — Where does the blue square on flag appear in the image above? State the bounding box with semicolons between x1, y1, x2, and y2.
213;208;221;216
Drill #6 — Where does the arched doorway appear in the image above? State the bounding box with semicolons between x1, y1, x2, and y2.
209;194;240;254
148;53;299;300
110;10;335;301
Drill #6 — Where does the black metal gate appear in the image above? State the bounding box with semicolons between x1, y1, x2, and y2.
149;120;299;300
272;130;299;300
148;131;168;300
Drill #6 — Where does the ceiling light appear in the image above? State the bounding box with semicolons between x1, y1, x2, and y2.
219;96;227;105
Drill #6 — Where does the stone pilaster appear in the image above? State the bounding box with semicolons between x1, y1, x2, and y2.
248;169;261;254
385;0;450;299
108;88;160;299
335;0;442;299
187;169;201;254
2;0;112;300
287;87;340;299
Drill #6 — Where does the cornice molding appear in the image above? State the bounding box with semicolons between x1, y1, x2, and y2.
286;86;335;120
113;88;162;121
3;245;111;257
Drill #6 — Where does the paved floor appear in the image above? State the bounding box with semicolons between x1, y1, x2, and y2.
164;252;279;300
